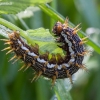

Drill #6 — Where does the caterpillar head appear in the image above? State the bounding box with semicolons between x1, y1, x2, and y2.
52;21;63;35
8;31;20;40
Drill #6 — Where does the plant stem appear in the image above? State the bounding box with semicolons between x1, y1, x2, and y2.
0;18;31;42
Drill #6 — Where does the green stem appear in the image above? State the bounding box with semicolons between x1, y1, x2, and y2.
17;16;29;30
50;0;57;30
0;18;32;44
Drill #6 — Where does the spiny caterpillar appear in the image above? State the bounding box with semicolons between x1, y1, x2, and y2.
1;18;88;85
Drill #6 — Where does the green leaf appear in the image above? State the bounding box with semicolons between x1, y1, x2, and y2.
0;0;52;14
27;28;64;55
55;80;73;100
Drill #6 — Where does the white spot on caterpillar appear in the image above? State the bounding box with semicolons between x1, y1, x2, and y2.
63;34;69;43
47;63;55;68
28;52;37;57
69;58;75;62
58;65;62;70
63;63;70;67
68;42;72;47
37;58;46;63
21;45;29;51
61;33;72;47
18;40;21;44
69;47;74;53
70;52;74;55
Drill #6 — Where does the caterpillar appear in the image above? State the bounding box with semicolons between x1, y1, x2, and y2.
1;18;88;85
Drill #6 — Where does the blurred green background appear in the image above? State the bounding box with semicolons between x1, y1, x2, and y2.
0;0;100;100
